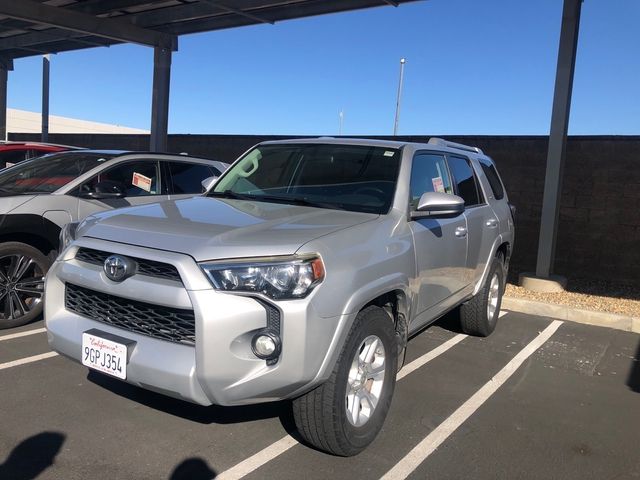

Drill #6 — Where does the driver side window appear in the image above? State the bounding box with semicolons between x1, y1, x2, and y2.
409;153;453;208
82;161;160;197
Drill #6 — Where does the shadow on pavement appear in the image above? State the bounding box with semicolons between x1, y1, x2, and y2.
169;457;217;479
87;370;291;425
433;309;465;334
0;431;65;480
627;340;640;393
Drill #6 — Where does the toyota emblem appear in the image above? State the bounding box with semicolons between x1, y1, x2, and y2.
103;255;134;282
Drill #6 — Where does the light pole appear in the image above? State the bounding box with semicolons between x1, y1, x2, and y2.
338;109;344;135
393;57;406;136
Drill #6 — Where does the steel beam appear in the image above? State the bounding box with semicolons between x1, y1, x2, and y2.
150;47;172;152
535;0;582;278
0;57;12;141
0;0;177;50
203;1;275;24
41;54;50;142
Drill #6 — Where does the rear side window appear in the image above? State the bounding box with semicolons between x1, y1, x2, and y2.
479;157;505;200
168;162;218;194
447;156;482;207
0;150;28;168
409;153;453;208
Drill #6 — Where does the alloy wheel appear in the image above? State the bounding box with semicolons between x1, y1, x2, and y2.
345;335;386;427
0;254;45;322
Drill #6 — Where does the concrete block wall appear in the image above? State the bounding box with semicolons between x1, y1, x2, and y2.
10;133;640;283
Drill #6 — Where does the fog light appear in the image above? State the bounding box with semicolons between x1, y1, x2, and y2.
251;332;281;360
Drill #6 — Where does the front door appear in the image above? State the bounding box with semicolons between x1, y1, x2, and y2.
408;152;468;316
77;160;168;220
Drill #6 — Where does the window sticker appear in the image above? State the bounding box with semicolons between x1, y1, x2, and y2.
5;162;14;168
384;151;395;157
132;172;152;192
432;176;445;193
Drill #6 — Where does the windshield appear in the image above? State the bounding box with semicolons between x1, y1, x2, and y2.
210;144;401;214
0;152;114;194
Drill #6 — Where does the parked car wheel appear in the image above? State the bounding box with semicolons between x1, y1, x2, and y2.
292;306;398;456
460;254;505;337
0;242;50;329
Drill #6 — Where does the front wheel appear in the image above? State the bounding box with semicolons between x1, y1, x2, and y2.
292;306;398;456
0;242;50;329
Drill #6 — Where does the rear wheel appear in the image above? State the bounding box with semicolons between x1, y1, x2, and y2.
292;306;398;456
460;255;504;337
0;242;50;329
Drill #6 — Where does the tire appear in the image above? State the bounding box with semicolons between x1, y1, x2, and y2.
460;255;504;337
292;306;398;456
0;242;50;329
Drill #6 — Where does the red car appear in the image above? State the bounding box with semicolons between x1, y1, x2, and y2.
0;142;81;169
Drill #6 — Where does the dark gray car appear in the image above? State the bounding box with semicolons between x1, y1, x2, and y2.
0;150;228;328
46;138;514;455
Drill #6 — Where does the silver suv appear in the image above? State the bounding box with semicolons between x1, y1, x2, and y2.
46;138;514;456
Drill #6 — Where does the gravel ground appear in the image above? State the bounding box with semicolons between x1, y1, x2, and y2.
505;277;640;317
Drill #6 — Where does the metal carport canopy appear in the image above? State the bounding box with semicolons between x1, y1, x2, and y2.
0;0;419;148
0;0;583;281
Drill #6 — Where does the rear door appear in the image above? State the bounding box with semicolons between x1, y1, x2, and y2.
447;155;498;285
77;159;169;220
165;161;220;200
408;152;468;316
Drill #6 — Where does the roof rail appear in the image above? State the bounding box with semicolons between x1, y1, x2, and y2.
428;137;483;155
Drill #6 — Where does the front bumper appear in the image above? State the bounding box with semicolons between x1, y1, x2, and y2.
45;238;351;406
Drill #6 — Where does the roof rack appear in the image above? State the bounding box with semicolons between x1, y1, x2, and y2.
428;137;483;155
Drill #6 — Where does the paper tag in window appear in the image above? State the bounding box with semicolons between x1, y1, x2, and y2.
132;172;152;192
384;151;395;157
5;162;14;168
432;176;445;193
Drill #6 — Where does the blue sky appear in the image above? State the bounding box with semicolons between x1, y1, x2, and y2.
6;0;640;135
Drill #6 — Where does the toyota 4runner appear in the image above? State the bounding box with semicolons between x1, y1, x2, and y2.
46;137;514;456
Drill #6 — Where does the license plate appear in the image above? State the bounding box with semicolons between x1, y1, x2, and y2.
82;332;128;379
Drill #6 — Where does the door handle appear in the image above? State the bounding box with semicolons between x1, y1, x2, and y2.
485;218;498;228
455;226;467;238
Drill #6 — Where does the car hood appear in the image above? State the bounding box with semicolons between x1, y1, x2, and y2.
80;196;378;261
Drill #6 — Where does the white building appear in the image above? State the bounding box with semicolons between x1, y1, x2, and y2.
8;108;149;134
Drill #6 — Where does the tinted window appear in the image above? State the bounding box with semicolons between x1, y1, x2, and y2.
409;153;453;208
212;144;401;214
168;162;217;194
0;150;28;169
83;161;160;197
448;156;481;206
0;152;113;193
479;157;505;200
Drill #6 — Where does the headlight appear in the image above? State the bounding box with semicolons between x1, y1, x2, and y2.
200;255;325;300
59;221;79;252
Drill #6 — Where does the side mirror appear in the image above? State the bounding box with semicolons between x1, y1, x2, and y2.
411;192;465;219
80;180;126;199
201;176;218;192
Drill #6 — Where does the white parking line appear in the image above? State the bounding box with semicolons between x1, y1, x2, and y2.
216;331;467;480
0;351;59;371
397;334;466;381
217;435;299;480
0;327;47;342
380;320;563;480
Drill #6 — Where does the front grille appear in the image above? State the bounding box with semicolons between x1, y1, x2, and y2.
75;248;182;283
65;283;195;345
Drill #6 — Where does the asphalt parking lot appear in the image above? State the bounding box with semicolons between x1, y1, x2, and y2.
1;310;639;480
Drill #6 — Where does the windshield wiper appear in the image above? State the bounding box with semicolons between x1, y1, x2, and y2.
208;190;260;201
248;194;348;210
209;190;352;211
